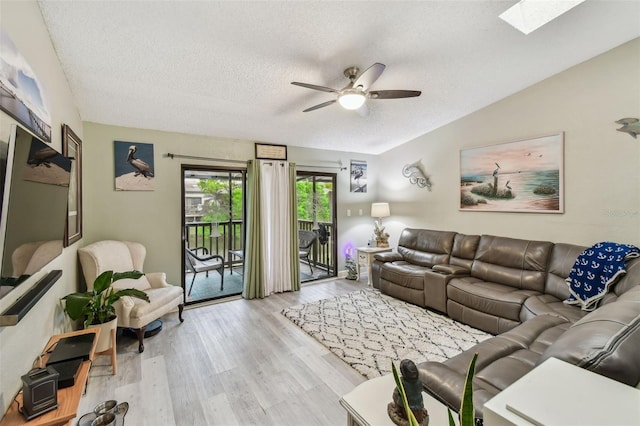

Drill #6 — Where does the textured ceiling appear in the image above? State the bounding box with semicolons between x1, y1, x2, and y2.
38;1;640;155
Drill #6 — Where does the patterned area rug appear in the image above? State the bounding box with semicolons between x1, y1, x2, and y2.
281;289;491;379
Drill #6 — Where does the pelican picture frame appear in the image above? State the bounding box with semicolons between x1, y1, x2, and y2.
114;141;155;191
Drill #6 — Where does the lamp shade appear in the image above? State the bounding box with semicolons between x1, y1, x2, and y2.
371;202;390;218
338;90;366;110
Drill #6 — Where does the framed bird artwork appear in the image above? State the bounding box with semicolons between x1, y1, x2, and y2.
114;140;155;191
459;133;564;213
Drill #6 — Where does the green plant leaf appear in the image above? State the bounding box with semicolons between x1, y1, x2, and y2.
62;270;150;326
112;270;144;282
448;408;456;426
391;362;420;426
93;270;114;294
107;288;150;305
459;353;478;426
62;292;92;320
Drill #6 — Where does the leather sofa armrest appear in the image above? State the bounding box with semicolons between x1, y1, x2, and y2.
432;264;470;276
374;252;403;262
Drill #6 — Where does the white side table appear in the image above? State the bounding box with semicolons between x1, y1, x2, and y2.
340;374;452;426
357;246;392;285
483;357;640;425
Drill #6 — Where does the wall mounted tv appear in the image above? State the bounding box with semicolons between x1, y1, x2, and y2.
0;124;71;300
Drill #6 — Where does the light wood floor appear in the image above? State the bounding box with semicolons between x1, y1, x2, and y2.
77;279;367;425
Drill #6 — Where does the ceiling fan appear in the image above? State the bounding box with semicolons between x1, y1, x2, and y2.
291;63;421;112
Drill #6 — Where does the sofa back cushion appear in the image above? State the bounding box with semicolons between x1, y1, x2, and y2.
600;257;640;306
471;235;553;292
397;228;456;267
544;243;587;300
539;285;640;386
449;233;480;269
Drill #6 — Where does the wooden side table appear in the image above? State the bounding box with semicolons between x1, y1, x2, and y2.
356;247;392;286
340;374;450;426
0;328;100;426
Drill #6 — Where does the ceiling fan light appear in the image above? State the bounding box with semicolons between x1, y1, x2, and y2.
338;91;366;110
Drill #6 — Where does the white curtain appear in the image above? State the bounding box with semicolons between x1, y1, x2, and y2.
259;160;292;294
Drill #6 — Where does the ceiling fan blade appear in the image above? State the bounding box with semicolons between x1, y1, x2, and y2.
353;63;385;90
369;90;421;99
303;99;337;112
291;82;338;93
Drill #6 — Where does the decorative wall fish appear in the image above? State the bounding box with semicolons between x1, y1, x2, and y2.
615;117;640;139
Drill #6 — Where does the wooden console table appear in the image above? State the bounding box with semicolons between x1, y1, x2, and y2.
0;327;100;426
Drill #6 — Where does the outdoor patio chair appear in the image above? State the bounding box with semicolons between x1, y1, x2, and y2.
299;230;318;274
185;246;225;295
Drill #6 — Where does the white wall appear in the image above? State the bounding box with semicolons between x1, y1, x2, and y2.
0;1;83;414
82;122;379;283
379;38;640;248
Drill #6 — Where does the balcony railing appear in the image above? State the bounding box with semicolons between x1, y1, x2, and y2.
185;220;334;274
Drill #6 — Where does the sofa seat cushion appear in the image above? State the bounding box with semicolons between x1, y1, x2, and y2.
448;277;539;322
521;294;587;323
380;262;431;290
419;314;570;418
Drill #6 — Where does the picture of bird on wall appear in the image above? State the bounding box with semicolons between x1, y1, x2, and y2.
114;140;155;191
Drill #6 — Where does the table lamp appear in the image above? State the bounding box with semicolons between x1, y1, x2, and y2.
371;202;390;247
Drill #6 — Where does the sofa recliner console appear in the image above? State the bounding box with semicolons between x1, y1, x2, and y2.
371;228;640;418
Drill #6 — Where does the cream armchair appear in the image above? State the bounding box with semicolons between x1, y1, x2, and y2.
78;240;184;353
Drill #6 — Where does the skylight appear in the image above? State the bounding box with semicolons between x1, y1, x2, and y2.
499;0;587;34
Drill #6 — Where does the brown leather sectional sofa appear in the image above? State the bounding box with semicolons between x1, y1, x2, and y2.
371;228;640;418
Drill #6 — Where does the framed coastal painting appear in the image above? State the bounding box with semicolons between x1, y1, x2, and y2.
460;133;564;213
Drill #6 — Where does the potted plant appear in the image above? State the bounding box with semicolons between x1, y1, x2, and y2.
391;352;478;426
62;270;150;352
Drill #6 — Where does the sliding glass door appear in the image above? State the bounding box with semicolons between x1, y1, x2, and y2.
182;165;246;304
296;172;337;282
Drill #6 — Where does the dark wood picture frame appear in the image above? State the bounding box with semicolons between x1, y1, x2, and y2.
255;143;287;160
62;124;82;246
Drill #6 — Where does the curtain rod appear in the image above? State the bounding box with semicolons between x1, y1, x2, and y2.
299;164;347;171
165;153;347;170
165;153;247;164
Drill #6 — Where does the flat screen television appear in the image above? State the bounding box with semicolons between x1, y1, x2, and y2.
0;124;71;299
